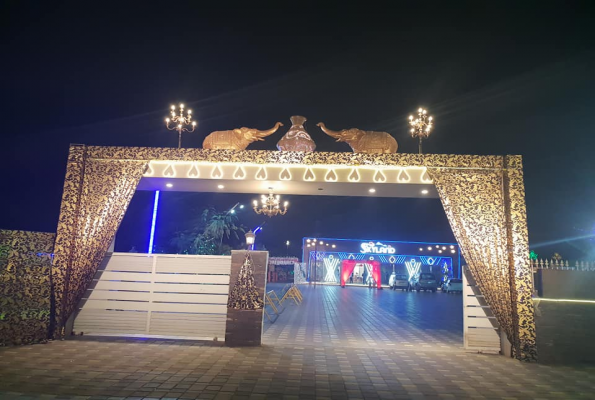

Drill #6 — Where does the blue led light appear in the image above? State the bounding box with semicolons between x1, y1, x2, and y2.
148;190;160;254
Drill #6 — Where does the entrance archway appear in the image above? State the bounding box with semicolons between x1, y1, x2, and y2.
51;145;536;361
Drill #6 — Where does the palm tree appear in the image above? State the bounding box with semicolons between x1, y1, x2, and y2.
202;208;245;249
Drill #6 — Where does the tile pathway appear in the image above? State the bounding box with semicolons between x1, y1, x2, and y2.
1;285;594;399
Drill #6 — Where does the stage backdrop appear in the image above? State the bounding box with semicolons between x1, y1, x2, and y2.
0;230;55;345
225;250;268;346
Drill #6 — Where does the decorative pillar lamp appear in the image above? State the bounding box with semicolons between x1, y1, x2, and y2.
245;230;256;250
408;107;434;154
165;103;197;148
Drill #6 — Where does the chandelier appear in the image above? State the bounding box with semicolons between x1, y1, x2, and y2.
253;190;289;217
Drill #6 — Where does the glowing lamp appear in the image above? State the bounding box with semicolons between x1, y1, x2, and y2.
245;230;256;247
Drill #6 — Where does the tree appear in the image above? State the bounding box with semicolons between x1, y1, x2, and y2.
169;206;246;255
202;207;245;250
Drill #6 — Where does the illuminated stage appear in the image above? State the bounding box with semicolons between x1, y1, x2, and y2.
302;237;460;286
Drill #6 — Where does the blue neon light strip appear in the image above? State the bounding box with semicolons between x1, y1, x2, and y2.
148;190;160;254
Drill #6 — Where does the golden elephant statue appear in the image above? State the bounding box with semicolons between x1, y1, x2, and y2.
317;122;398;154
203;122;283;150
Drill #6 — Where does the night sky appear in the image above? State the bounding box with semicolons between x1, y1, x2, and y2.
1;1;594;259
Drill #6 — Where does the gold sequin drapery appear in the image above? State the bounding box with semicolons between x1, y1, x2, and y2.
52;146;148;336
429;157;536;361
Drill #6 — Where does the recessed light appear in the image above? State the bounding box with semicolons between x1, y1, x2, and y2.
419;247;423;251
421;189;429;195
451;249;455;253
217;184;224;189
438;250;443;253
369;188;376;193
166;183;173;188
450;245;454;249
427;246;432;250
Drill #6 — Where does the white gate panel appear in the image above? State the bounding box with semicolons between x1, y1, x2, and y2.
73;253;231;340
463;267;501;354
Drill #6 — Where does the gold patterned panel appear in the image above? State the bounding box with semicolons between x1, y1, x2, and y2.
83;146;504;169
503;155;537;361
0;230;55;345
429;163;537;362
52;146;148;337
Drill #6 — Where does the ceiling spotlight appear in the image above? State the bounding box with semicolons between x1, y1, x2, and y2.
421;189;429;195
442;246;446;250
419;247;423;251
369;188;376;193
319;241;324;244
166;183;173;188
326;243;329;246
427;246;432;250
239;204;244;209
217;184;224;189
438;250;443;253
307;239;311;243
435;245;439;248
451;249;455;253
332;244;336;248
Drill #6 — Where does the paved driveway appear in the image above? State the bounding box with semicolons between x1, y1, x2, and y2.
1;284;594;399
264;284;462;351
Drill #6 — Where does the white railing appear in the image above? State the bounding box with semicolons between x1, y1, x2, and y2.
530;259;595;271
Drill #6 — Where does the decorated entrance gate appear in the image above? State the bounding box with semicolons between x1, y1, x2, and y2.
49;145;536;361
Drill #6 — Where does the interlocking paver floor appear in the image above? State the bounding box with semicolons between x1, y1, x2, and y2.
1;285;594;399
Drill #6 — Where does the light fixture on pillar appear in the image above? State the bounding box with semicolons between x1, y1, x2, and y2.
245;230;255;250
165;103;197;148
252;188;289;217
408;107;434;154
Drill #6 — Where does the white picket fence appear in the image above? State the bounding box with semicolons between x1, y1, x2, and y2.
73;253;231;340
530;259;595;271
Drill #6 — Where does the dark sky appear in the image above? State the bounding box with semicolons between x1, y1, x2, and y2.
1;1;594;259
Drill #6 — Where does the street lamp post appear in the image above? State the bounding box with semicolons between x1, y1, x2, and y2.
165;103;197;148
245;230;255;250
408;107;434;154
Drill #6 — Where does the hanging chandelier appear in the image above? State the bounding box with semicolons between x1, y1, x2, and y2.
253;190;289;217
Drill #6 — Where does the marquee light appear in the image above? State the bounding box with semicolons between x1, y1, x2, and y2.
211;165;223;179
256;166;267;180
280;168;292;180
188;163;199;178
164;164;175;177
233;166;246;179
405;258;421;280
304;168;315;181
325;169;338;182
323;255;340;282
397;168;411;183
148;190;160;254
420;169;432;183
360;241;396;254
348;168;360;182
373;170;387;183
